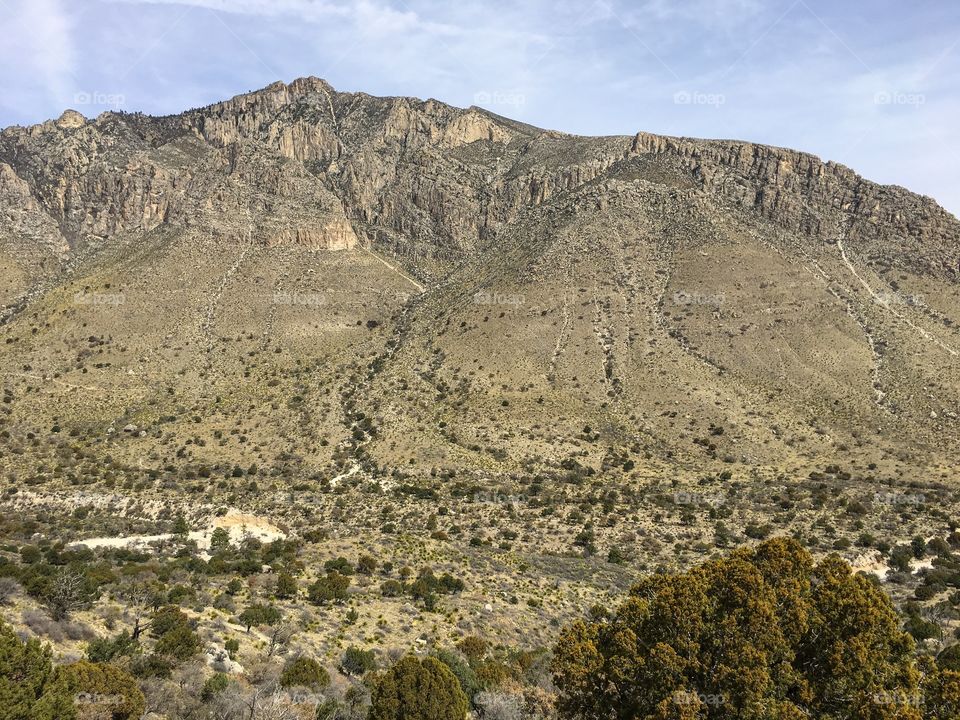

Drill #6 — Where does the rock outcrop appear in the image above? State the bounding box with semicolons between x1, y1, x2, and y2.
266;219;358;251
0;76;957;282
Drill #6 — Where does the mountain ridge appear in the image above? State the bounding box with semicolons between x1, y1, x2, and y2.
0;76;958;494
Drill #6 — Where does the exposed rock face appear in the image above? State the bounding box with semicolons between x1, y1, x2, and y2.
2;76;955;282
55;109;87;129
630;132;959;278
266;218;358;250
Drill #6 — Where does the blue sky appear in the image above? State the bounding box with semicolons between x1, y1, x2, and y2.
1;0;959;215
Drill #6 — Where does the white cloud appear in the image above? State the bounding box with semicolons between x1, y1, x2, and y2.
110;0;459;36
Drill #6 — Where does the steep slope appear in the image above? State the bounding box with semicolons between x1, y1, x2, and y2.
0;77;957;492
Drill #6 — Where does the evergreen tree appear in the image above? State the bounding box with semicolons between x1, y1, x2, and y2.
0;621;73;720
368;655;469;720
552;538;926;720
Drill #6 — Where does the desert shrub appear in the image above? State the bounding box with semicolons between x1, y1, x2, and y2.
130;652;175;679
200;672;230;701
0;619;74;720
308;571;350;605
279;656;330;690
54;660;145;720
474;690;525;720
209;527;231;553
380;579;403;597
409;568;463;607
938;644;960;672
168;582;197;603
606;546;628;565
357;554;378;575
433;649;481;704
457;636;488;663
904;610;941;642
324;557;355;575
368;655;468;720
238;603;281;632
154;624;201;661
0;577;20;605
212;592;235;612
745;522;772;540
475;659;510;689
341;646;377;676
86;630;139;663
274;572;297;599
149;606;191;639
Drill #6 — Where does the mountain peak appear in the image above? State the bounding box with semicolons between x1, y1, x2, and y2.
55;109;87;129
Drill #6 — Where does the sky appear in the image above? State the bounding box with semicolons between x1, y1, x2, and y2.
1;0;958;215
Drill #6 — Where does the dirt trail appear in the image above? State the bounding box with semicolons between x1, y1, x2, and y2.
837;238;958;358
359;245;425;293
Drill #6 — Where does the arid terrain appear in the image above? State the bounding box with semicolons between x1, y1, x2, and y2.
1;78;959;719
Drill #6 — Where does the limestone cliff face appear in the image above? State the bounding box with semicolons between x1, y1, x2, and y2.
266;219;358;251
0;77;956;284
631;132;960;278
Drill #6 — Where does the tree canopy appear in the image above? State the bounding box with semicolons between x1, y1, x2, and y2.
368;655;469;720
551;537;960;719
0;621;143;720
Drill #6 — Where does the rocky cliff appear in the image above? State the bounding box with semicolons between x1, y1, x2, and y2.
2;77;956;278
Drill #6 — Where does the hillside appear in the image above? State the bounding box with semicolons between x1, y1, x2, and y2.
1;77;958;485
0;78;959;718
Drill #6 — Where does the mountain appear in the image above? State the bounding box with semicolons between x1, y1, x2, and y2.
1;76;958;493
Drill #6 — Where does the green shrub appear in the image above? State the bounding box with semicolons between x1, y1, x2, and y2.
279;656;330;690
238;603;281;632
341;646;377;676
154;625;201;661
308;571;350;605
200;672;230;701
54;660;145;720
0;619;74;719
86;631;139;663
368;656;468;720
552;538;924;719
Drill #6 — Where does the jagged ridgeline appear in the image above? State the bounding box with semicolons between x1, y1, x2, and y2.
2;76;960;720
0;76;958;484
